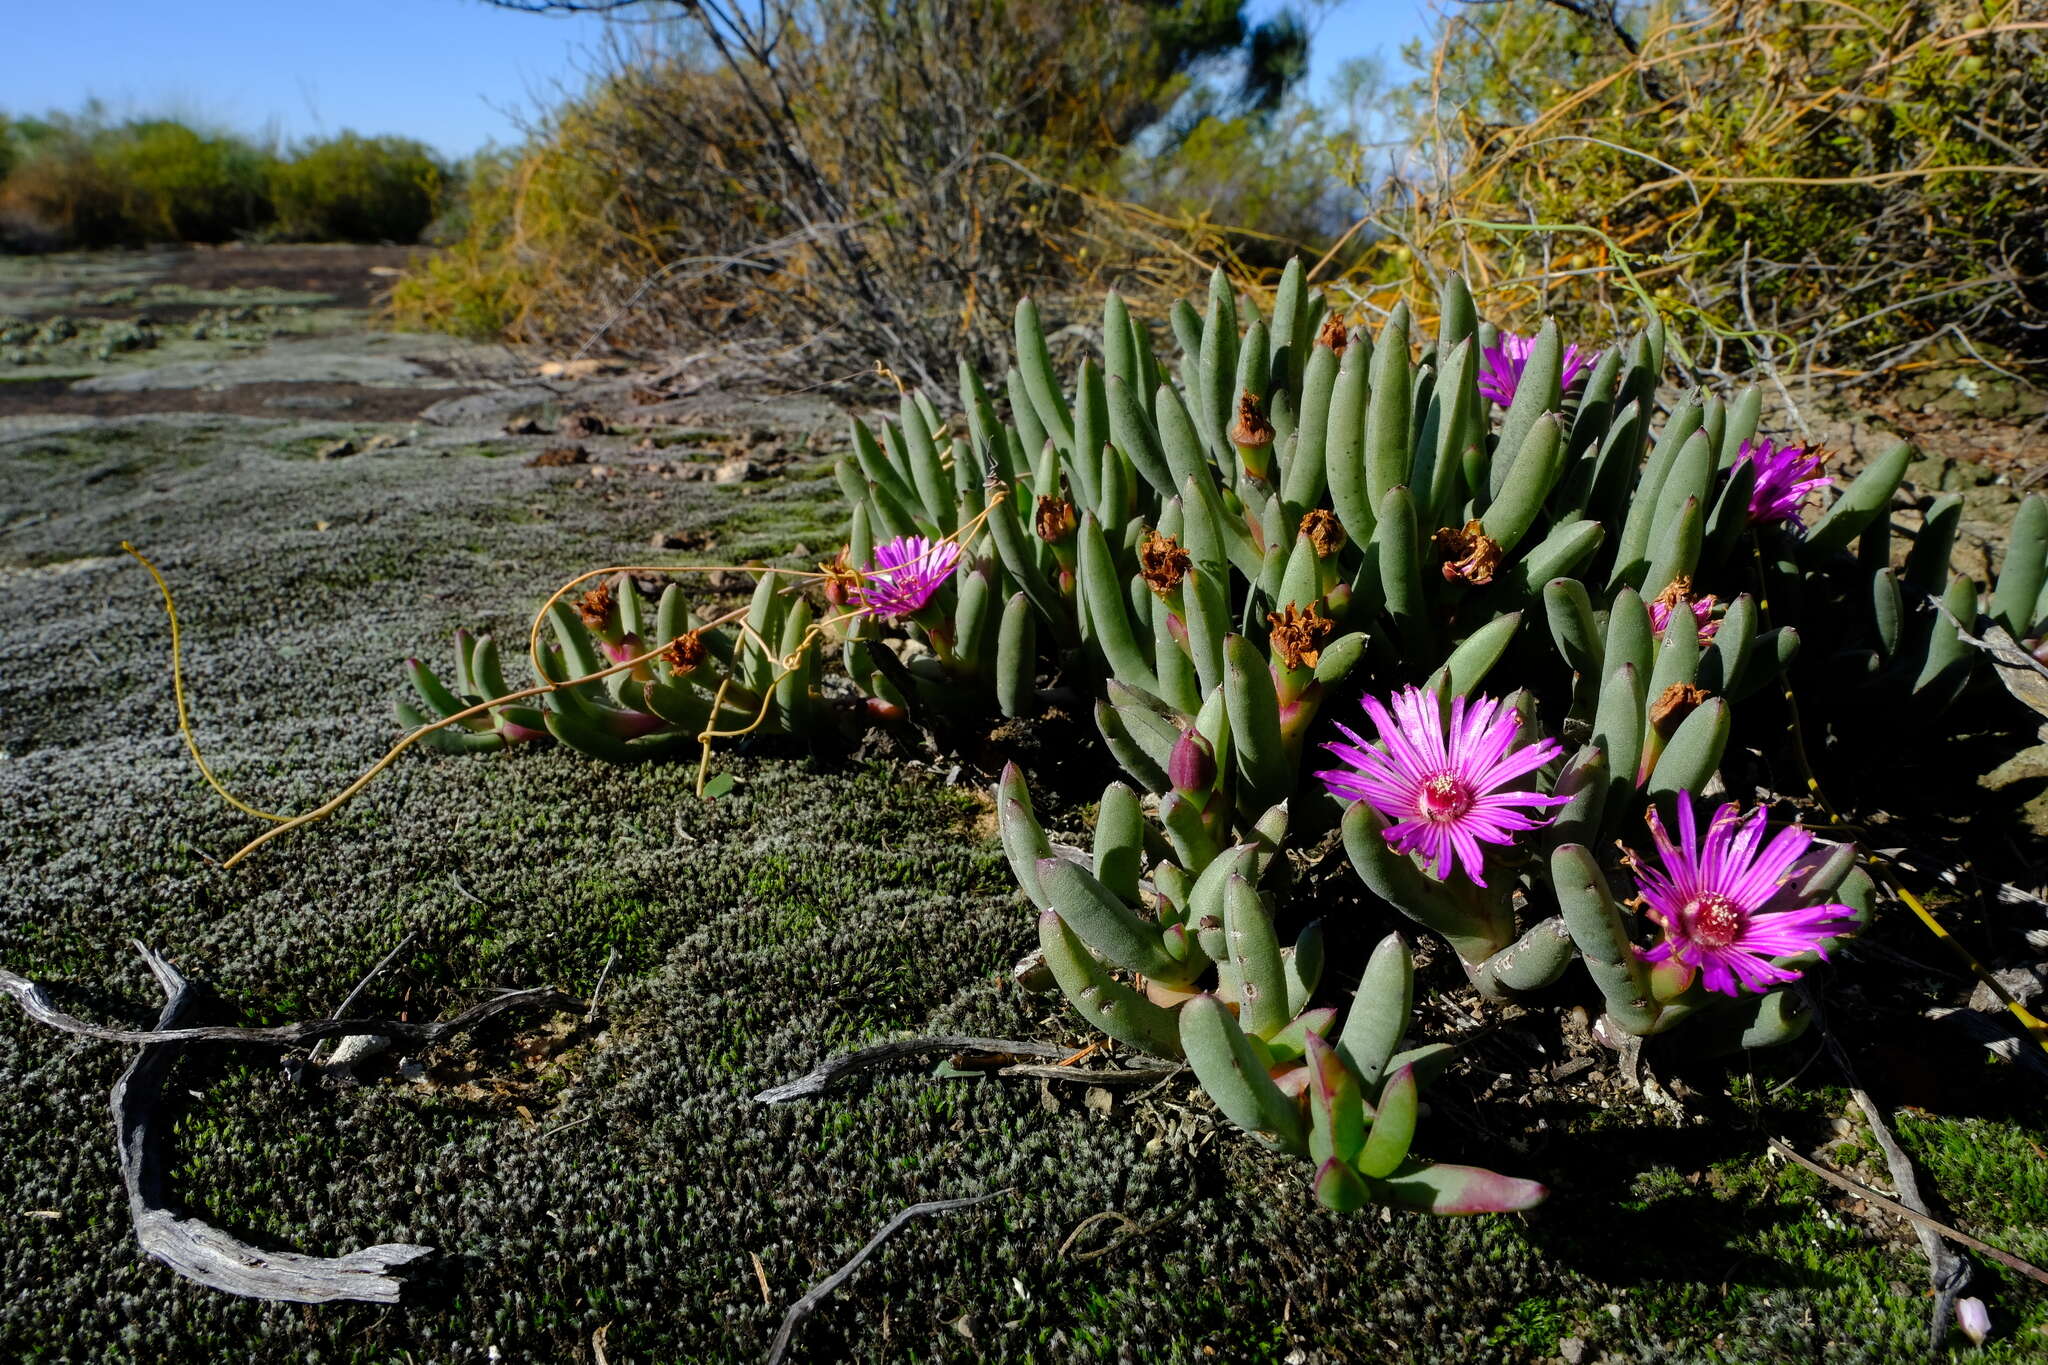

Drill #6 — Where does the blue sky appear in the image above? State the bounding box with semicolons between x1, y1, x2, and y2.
5;0;1441;160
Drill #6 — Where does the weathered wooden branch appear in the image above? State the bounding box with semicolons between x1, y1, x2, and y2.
114;945;432;1303
0;960;573;1049
764;1190;1010;1365
3;942;578;1304
755;1035;1065;1103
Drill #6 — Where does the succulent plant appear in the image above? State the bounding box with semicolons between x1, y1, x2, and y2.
823;259;2048;1201
997;762;1545;1215
401;571;823;762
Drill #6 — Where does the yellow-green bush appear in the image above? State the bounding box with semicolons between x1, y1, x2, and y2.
267;133;446;243
1;109;452;250
1359;0;2048;372
0;112;271;247
95;120;273;243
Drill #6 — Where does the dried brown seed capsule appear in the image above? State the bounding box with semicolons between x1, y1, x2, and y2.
1267;601;1337;670
1230;390;1274;449
1139;531;1192;596
1299;508;1346;558
1433;520;1502;586
660;631;708;674
576;581;615;630
1649;681;1710;736
1035;495;1077;544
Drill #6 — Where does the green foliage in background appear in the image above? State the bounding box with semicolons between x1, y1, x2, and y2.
0;106;450;249
267;132;446;243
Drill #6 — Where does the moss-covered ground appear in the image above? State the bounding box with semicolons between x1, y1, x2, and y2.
2;413;2045;1363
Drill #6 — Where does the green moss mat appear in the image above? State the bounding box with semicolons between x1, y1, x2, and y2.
1;420;2042;1362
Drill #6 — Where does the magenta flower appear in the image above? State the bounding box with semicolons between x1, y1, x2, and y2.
1734;438;1832;528
1649;593;1719;643
1317;686;1567;887
1632;797;1860;996
1477;330;1601;407
853;534;963;619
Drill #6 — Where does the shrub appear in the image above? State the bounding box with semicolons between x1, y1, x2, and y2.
392;1;1329;380
268;132;446;243
93;119;274;243
0;108;451;250
1358;0;2048;374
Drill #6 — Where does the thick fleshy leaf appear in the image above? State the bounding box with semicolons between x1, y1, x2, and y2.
1368;1160;1549;1215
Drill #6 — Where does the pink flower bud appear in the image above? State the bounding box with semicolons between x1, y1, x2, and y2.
1169;728;1217;793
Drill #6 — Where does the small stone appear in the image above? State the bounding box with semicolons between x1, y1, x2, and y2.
1084;1086;1113;1116
1559;1336;1588;1364
713;457;760;484
651;531;688;550
315;438;356;460
502;416;546;436
558;411;609;437
588;464;613;479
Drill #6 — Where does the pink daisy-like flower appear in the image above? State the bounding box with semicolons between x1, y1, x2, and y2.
852;534;963;620
1632;796;1860;996
1477;330;1602;407
1649;593;1720;643
1734;438;1832;528
1317;686;1567;887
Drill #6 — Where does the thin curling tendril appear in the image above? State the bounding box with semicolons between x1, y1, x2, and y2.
142;477;1008;864
122;542;290;824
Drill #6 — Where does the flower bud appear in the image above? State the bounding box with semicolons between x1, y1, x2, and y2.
821;549;859;606
1957;1298;1991;1347
1169;727;1217;793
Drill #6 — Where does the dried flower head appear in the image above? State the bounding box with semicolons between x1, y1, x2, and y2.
1631;796;1860;996
853;534;963;620
575;581;615;631
1650;576;1720;642
1735;438;1832;528
1317;686;1567;887
1433;520;1502;585
1267;602;1337;670
1477;330;1601;407
1139;531;1192;596
1299;508;1346;558
1316;314;1350;355
660;631;708;674
1034;495;1077;544
1649;682;1711;736
1230;390;1275;449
